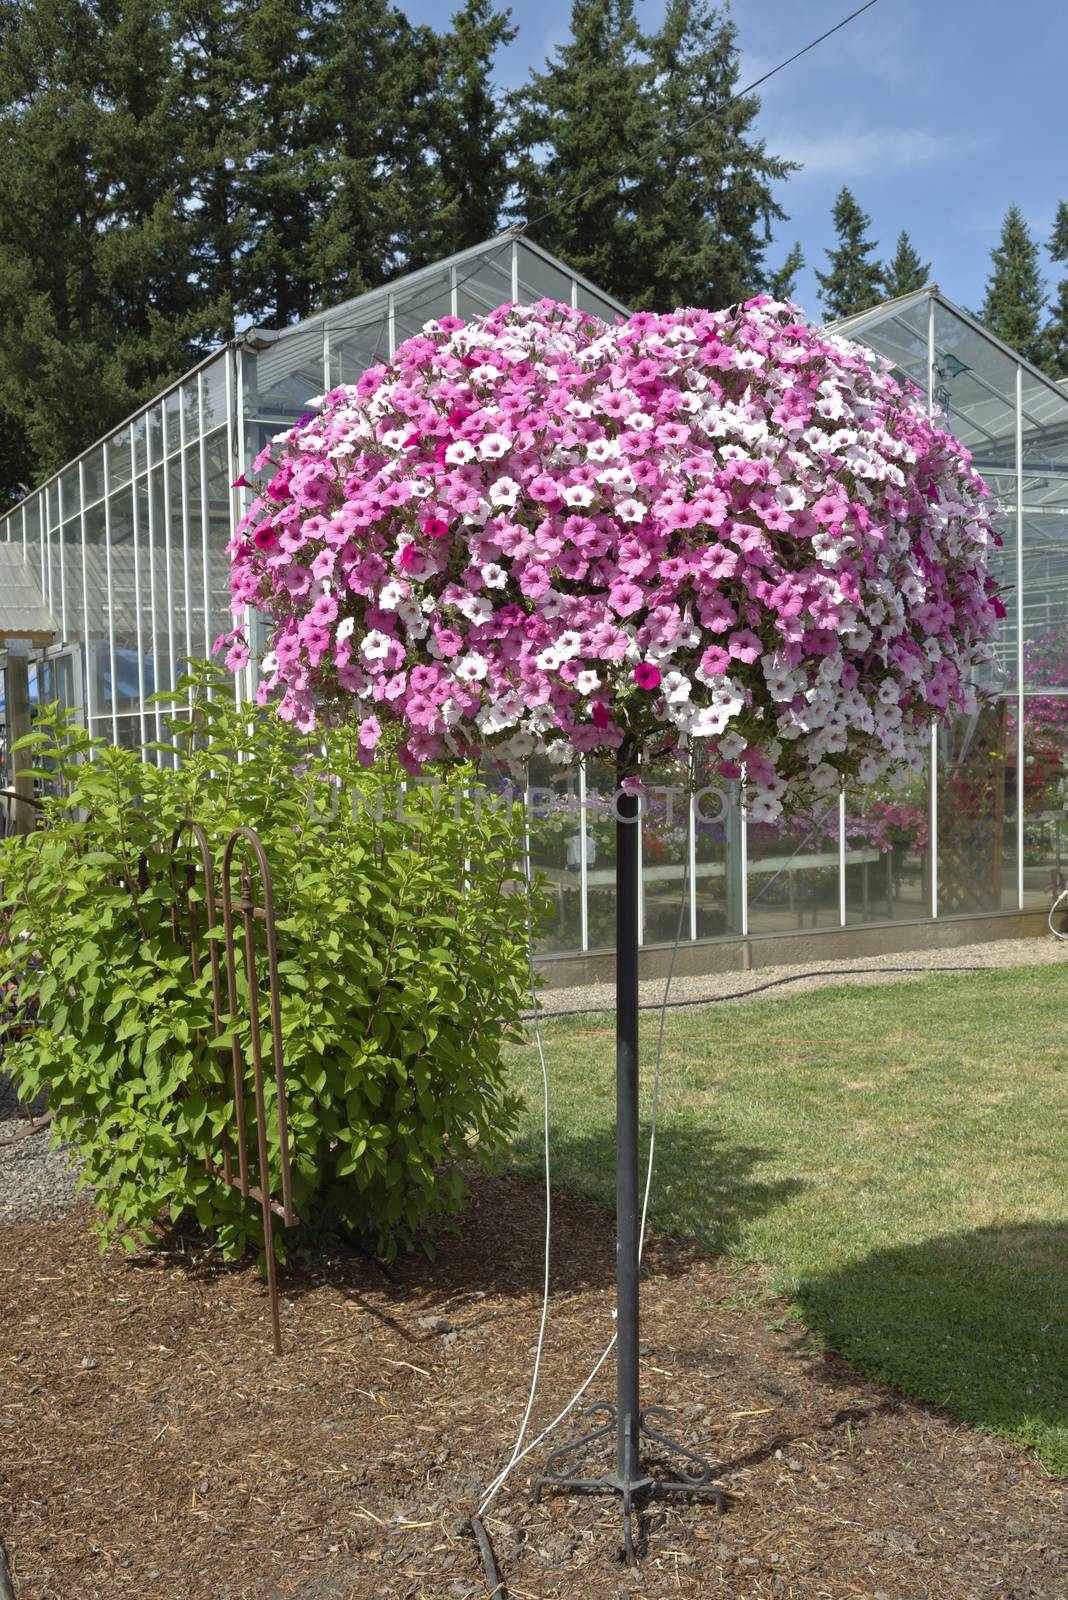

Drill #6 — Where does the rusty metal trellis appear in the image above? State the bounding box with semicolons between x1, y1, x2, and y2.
170;822;297;1355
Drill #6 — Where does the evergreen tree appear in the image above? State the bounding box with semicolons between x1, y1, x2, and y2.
815;187;884;320
635;0;795;311
0;0;208;503
174;0;249;344
766;242;804;303
430;0;516;257
512;0;794;312
882;229;929;298
1041;201;1068;378
979;205;1045;364
234;0;330;325
510;0;658;305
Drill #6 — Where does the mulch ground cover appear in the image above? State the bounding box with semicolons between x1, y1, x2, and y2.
0;1178;1065;1600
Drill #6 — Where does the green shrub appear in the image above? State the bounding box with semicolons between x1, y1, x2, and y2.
0;665;542;1262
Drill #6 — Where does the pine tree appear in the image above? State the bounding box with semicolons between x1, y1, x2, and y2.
512;0;794;312
766;243;804;303
175;0;249;345
510;0;659;305
235;0;330;325
635;0;795;311
1041;201;1068;378
429;0;516;257
815;188;884;320
0;0;208;502
979;205;1045;364
882;230;930;299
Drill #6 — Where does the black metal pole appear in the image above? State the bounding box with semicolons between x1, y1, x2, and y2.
532;765;721;1554
615;786;641;1484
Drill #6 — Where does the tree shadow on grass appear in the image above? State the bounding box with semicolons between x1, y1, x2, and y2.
509;1119;806;1260
793;1220;1068;1475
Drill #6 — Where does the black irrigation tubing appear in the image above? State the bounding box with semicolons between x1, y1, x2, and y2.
529;963;993;1021
470;1516;506;1599
0;1537;15;1600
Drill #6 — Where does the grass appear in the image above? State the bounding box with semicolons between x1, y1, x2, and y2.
502;964;1068;1475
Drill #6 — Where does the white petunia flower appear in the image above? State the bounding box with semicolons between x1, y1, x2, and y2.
489;477;520;507
478;433;512;460
455;652;488;683
444;440;477;465
562;484;595;507
361;628;391;660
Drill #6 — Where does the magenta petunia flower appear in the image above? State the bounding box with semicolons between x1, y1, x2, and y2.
633;663;661;691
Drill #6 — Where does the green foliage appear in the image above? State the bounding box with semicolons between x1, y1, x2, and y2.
512;0;795;311
882;229;930;299
816;187;885;321
1041;200;1068;378
765;242;804;303
0;0;216;503
0;663;542;1263
979;204;1046;365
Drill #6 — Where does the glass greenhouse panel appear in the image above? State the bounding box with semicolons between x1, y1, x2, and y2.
641;775;691;945
526;757;584;954
1019;696;1068;909
61;518;83;638
456;246;512;322
146;404;164;466
933;304;1016;477
108;427;132;488
246;337;324;428
847;296;929;397
394;270;451;346
573;284;623;323
329;316;389;386
44;486;60;619
584;759;621;952
1022;515;1068;684
692;769;742;940
204;428;235;653
746;801;840;935
163;390;183;456
516;244;575;308
82;446;105;508
23;497;42;581
936;701;1017;914
59;465;80;521
150;462;177;704
200;357;229;434
844;758;932;924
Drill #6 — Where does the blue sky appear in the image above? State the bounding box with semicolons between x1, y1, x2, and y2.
402;0;1068;321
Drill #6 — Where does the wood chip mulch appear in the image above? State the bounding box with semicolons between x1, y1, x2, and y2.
0;1179;1065;1600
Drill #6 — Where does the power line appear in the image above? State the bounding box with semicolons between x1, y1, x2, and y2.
265;0;881;363
523;0;882;235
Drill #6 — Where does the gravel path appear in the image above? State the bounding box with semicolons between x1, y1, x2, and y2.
533;933;1067;1017
0;1069;81;1225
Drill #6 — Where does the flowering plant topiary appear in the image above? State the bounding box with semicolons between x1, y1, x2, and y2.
228;297;1001;820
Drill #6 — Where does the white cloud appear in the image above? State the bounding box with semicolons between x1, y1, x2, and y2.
766;124;992;181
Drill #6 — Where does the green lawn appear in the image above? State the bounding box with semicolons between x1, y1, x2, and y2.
503;964;1068;1475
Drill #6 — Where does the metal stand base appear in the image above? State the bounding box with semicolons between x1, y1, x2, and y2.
532;1402;725;1564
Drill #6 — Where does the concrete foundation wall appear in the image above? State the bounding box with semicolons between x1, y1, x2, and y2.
535;910;1052;989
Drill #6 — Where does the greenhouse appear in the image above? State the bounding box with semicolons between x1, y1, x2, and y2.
1;244;1066;970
